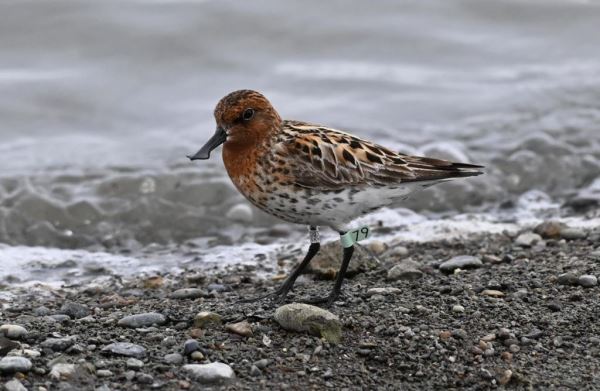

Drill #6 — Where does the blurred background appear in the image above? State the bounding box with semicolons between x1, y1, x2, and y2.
1;0;599;283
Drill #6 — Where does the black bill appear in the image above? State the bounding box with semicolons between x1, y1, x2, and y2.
187;127;227;160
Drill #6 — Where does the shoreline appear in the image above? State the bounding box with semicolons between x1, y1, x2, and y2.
1;223;599;389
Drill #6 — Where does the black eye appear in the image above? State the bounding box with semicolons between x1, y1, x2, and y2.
242;108;255;121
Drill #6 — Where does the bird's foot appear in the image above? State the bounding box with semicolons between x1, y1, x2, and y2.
237;287;291;305
300;291;344;307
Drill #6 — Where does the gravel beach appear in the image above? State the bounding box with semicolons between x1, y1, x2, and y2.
1;223;599;390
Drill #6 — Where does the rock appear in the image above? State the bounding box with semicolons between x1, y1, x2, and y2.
366;287;401;296
439;255;482;273
578;275;597;288
183;339;200;355
0;337;19;357
59;301;91;319
307;241;378;279
367;240;387;254
225;321;253;337
498;369;513;385
515;232;543;247
250;365;262;377
49;363;75;380
102;342;146;358
48;315;71;323
191;351;205;361
387;246;409;258
4;379;27;391
558;273;579;285
547;301;562;312
560;227;587;240
0;357;32;373
169;288;206;299
163;353;183;365
206;283;230;293
452;305;465;313
137;373;154;384
274;303;342;344
226;203;253;223
40;336;76;352
193;312;222;328
253;359;270;369
126;358;144;369
182;362;235;384
481;289;505;298
0;325;27;340
118;313;166;328
591;250;600;260
534;221;565;239
97;369;113;377
387;260;423;281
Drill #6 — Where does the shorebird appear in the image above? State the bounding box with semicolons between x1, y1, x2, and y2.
188;90;483;306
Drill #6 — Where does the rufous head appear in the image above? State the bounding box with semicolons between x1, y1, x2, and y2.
188;90;281;160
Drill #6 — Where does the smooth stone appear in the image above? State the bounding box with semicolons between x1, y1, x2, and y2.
387;246;409;258
182;362;235;384
439;255;482;273
4;379;27;391
59;301;91;319
226;203;253;223
40;336;76;352
190;351;205;361
578;275;598;288
249;365;262;377
387;260;423;281
0;325;28;340
366;287;401;296
137;373;154;384
97;369;113;377
48;315;71;323
558;273;579;285
253;359;270;369
560;227;587;240
207;283;230;293
481;289;505;298
183;339;200;355
163;353;183;365
118;313;166;328
514;232;543;247
0;337;19;357
169;288;206;299
307;241;378;279
367;240;387;255
49;363;75;380
193;312;222;329
102;342;146;358
534;221;565;239
126;358;144;369
0;357;32;373
225;321;253;337
274;303;342;344
452;305;465;313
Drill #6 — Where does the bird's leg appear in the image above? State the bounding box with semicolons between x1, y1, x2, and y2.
303;231;355;307
238;226;320;303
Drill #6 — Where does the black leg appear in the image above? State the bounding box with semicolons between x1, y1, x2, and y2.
238;227;320;303
303;235;355;307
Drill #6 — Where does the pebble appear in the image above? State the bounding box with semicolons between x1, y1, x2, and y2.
534;221;564;239
226;203;253;223
163;353;183;365
451;329;468;340
0;325;28;340
498;369;513;385
48;315;71;323
274;303;342;344
102;342;146;358
182;362;236;384
97;369;113;377
560;227;587;240
41;336;76;352
515;232;543;247
558;273;579;286
452;305;465;313
193;312;222;328
578;274;597;288
439;255;482;273
366;287;401;296
0;337;19;356
387;260;423;281
253;359;270;369
190;351;205;361
137;373;154;384
225;321;253;337
3;379;27;391
183;339;200;355
169;288;206;299
367;240;387;254
0;357;32;373
547;301;562;312
118;313;166;328
481;289;504;298
249;365;262;377
59;301;91;319
387;246;409;258
126;358;144;369
49;363;75;380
